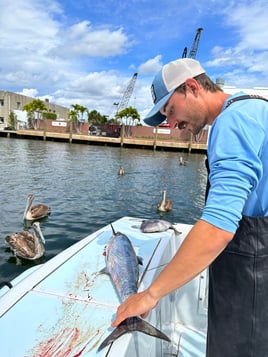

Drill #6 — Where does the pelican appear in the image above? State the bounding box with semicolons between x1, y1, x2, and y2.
179;156;186;166
5;222;45;260
118;166;125;176
23;194;50;222
157;190;172;212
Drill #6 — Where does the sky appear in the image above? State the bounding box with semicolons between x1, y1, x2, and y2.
1;0;268;121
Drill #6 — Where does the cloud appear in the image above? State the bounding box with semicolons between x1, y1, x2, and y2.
54;21;132;58
1;0;268;119
138;55;163;74
0;1;62;52
19;89;39;98
203;0;268;87
50;70;140;114
224;0;268;51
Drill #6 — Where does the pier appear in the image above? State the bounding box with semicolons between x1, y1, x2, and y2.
0;128;208;153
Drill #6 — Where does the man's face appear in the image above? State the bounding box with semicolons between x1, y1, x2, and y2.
160;88;208;135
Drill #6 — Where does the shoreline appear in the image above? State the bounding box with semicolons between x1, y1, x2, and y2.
0;129;207;153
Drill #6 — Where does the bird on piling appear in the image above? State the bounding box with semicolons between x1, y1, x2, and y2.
118;166;125;176
23;194;50;223
5;222;46;260
157;190;172;212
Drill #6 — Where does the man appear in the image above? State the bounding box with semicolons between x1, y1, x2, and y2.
112;58;268;356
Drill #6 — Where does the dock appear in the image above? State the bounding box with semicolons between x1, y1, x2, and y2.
0;129;207;153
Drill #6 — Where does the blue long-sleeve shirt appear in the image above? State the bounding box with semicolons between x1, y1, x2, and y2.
201;92;268;233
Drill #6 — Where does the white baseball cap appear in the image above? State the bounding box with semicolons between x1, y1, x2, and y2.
144;58;205;126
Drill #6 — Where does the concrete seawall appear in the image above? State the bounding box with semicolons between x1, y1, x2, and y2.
0;129;208;153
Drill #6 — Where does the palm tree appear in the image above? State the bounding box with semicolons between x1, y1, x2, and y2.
23;99;47;130
68;109;77;143
79;105;88;122
70;104;88;133
115;106;140;137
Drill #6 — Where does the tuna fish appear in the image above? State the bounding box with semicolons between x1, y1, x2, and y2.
140;219;181;234
98;225;170;351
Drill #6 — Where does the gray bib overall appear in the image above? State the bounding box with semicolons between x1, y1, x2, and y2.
206;215;268;357
205;95;268;357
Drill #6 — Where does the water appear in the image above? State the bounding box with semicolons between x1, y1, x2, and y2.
0;137;207;282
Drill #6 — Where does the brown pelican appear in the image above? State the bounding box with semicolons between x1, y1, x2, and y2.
23;194;50;222
5;222;45;260
179;156;186;166
118;166;125;176
157;190;172;212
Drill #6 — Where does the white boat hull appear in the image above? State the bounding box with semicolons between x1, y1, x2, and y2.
0;217;207;356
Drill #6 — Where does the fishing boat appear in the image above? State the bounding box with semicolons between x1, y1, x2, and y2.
0;216;207;356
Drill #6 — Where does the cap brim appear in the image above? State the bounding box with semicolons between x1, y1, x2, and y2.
144;111;166;126
143;91;174;127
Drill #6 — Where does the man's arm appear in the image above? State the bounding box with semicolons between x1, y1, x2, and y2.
112;219;233;326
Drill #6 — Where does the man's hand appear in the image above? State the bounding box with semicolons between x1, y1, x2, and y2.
111;289;158;327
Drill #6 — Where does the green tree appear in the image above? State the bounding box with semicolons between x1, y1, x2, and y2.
8;111;17;130
115;106;140;137
70;104;88;133
23;99;47;129
68;109;78;142
43;112;57;120
115;106;140;125
79;105;88;122
88;110;108;124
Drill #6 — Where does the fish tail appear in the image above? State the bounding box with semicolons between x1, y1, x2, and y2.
97;316;170;351
173;226;182;234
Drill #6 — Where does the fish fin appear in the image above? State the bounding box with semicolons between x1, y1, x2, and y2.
171;225;182;235
137;256;143;266
131;224;141;229
99;267;109;275
97;316;170;351
0;281;13;289
110;224;116;235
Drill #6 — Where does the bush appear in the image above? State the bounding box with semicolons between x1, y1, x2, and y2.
43;112;57;120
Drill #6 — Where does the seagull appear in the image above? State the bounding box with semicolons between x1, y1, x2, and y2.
118;166;125;176
5;222;45;260
23;194;50;222
157;190;172;212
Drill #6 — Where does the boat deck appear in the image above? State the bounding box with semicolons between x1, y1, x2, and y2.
0;217;207;356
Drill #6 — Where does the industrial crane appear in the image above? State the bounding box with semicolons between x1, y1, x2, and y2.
114;72;138;114
182;28;205;143
181;27;203;59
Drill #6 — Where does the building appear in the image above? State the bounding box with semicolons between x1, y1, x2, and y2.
223;85;268;99
0;90;69;129
215;79;268;100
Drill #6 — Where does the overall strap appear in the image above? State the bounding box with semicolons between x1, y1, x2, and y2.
204;157;210;203
225;94;268;109
205;94;268;203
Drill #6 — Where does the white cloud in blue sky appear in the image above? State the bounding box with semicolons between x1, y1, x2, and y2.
0;0;267;119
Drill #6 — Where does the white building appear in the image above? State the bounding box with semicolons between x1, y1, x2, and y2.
215;78;268;100
0;90;69;130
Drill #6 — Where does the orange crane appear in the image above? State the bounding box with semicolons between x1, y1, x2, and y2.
181;27;203;59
